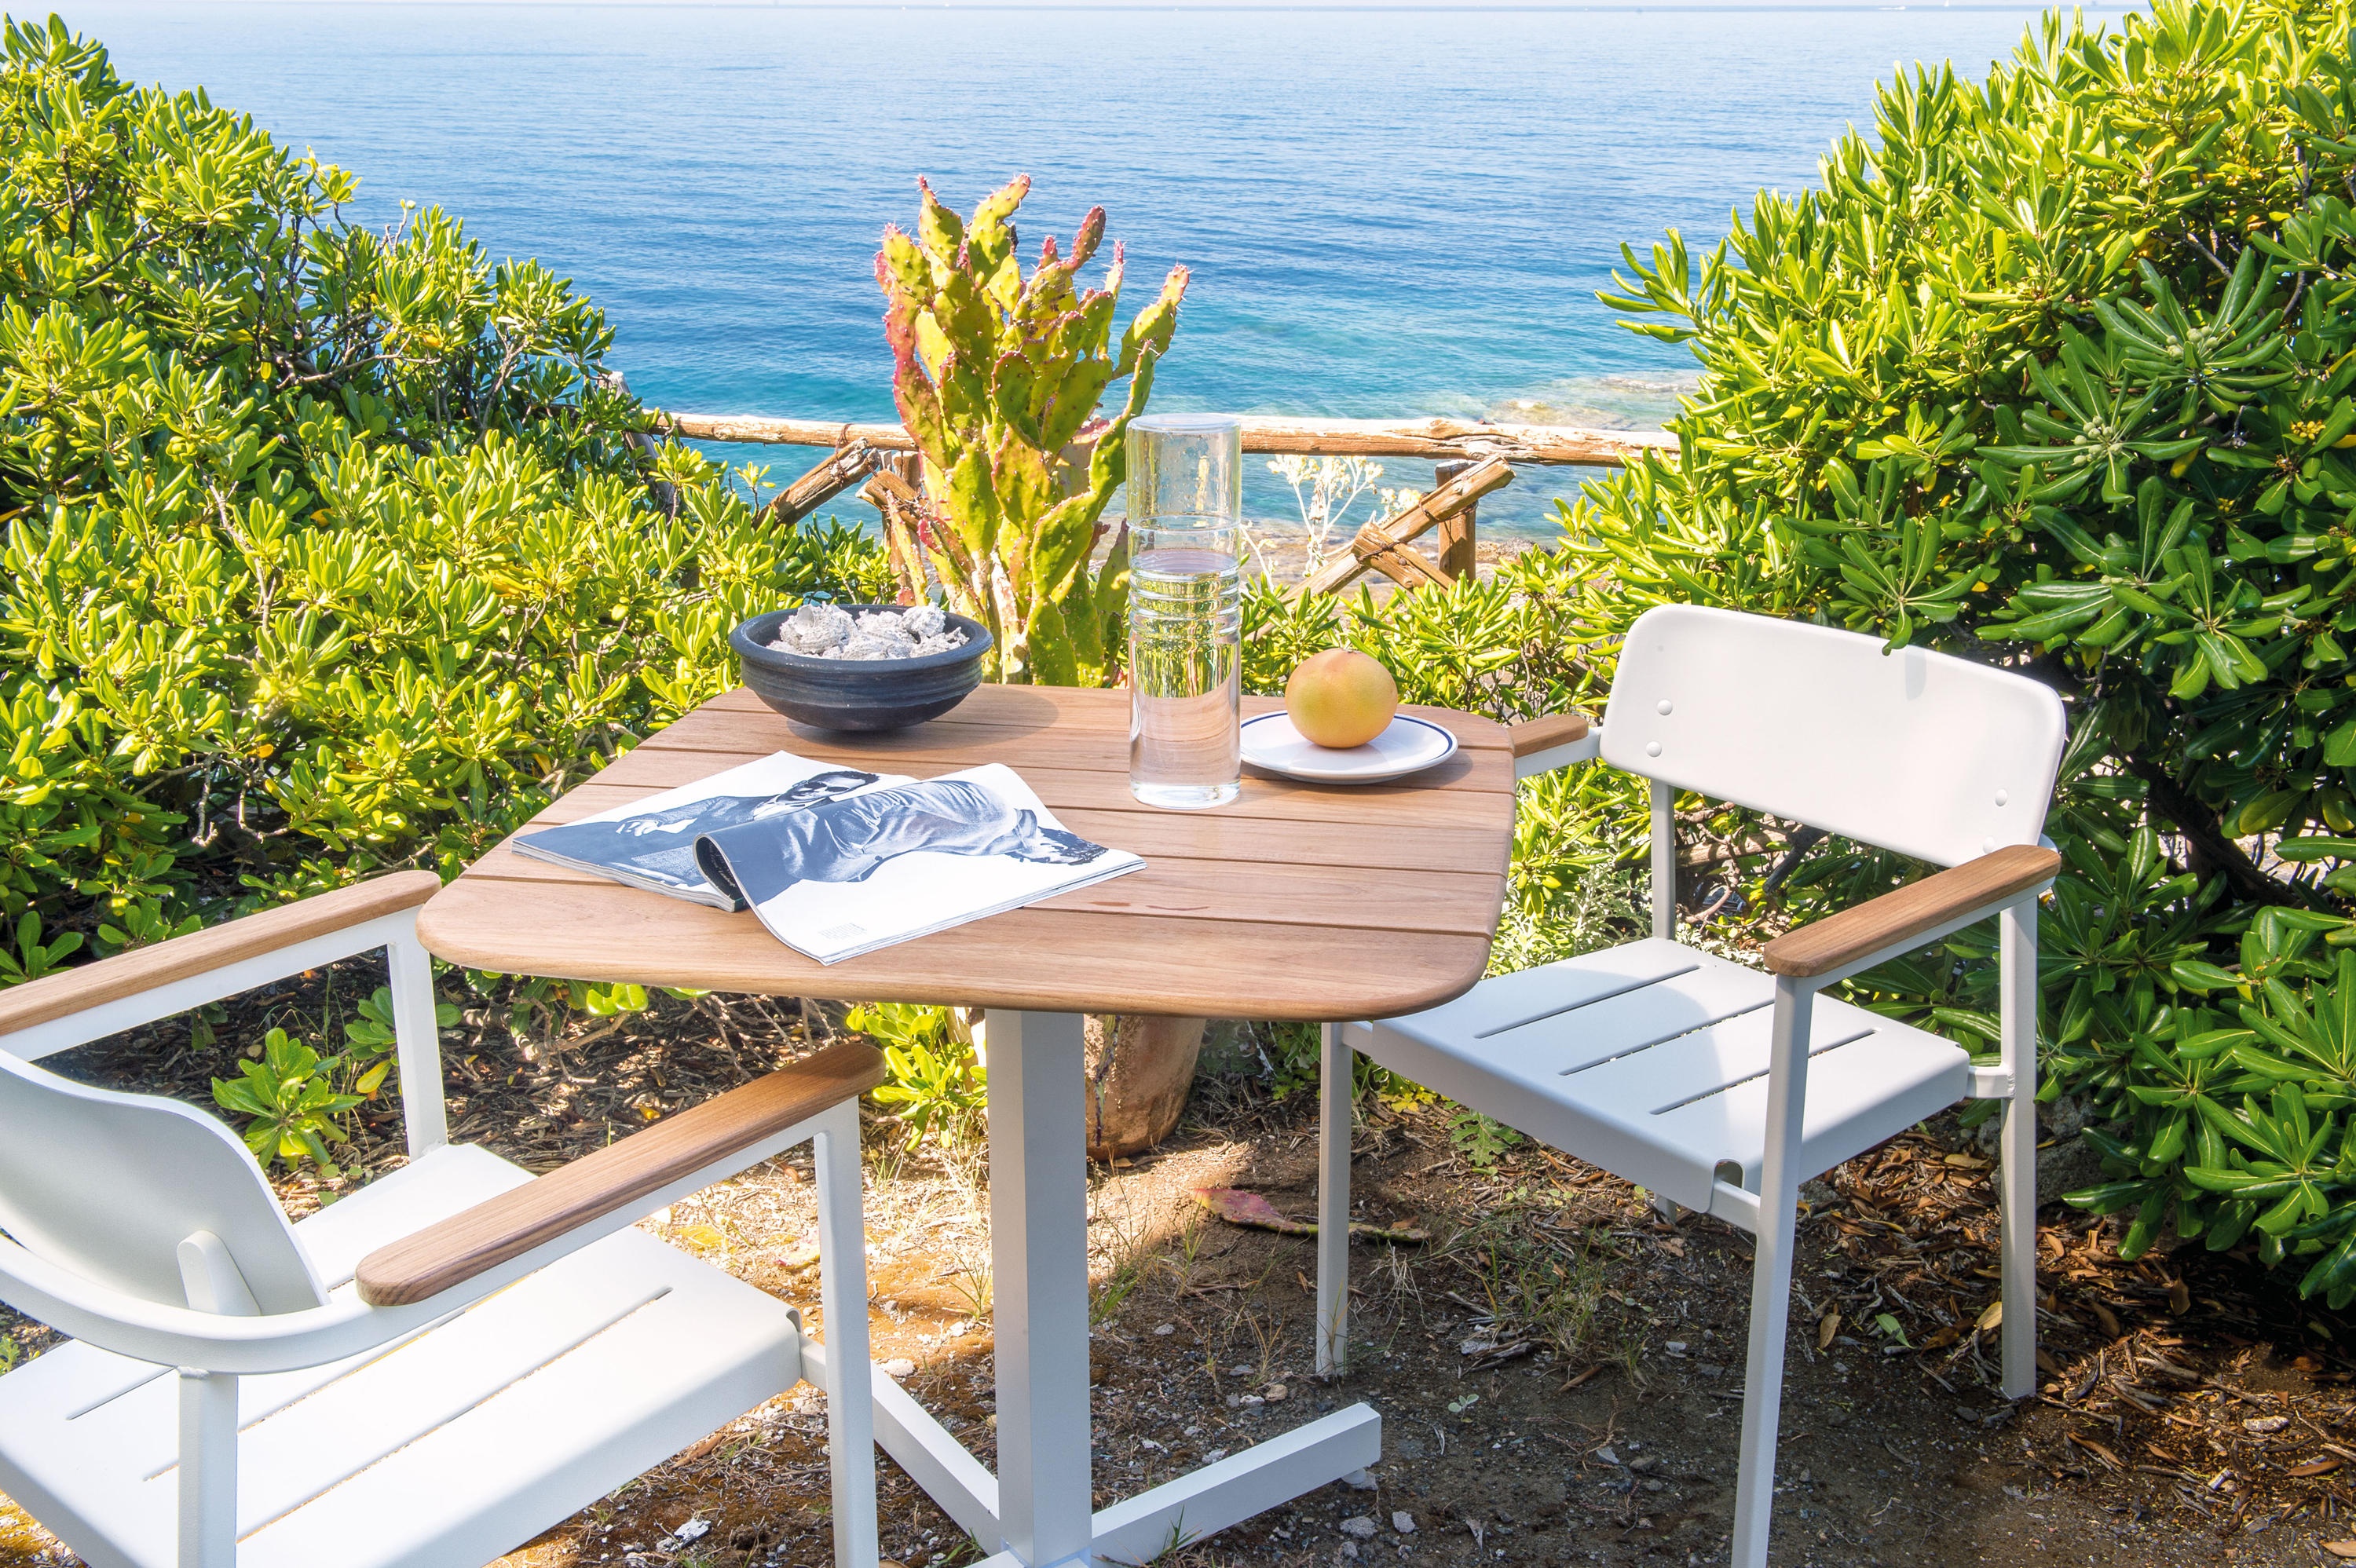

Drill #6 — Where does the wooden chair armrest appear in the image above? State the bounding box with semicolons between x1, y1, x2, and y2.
355;1040;889;1307
1762;844;2059;979
1509;711;1592;759
0;872;443;1040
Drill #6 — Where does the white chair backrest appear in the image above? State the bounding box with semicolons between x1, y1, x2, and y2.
0;1051;326;1314
1599;605;2068;868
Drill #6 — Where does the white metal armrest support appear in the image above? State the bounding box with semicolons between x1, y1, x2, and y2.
1509;711;1597;779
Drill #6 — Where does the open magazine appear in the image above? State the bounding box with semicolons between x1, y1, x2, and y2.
512;753;905;909
693;763;1144;964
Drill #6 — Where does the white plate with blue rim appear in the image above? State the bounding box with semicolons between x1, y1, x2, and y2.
1239;711;1459;784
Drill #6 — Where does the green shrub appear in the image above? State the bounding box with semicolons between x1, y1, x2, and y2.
850;1001;988;1150
1249;0;2356;1303
0;15;885;962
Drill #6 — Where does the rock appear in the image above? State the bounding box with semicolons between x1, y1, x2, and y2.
2244;1415;2291;1434
2037;1135;2107;1198
774;603;968;660
1392;1511;1417;1534
1339;1516;1379;1539
1264;1383;1289;1402
1627;1456;1659;1475
1594;1446;1622;1466
1154;1323;1176;1336
881;1358;917;1379
658;1517;712;1552
775;603;853;653
1342;1467;1377;1490
1085;1014;1206;1156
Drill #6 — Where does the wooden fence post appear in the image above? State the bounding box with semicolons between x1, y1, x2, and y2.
1434;459;1478;584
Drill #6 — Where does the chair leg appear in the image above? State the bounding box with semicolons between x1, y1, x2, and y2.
177;1367;237;1568
813;1099;880;1568
1999;900;2040;1399
1315;1022;1352;1378
1730;980;1813;1568
386;928;449;1157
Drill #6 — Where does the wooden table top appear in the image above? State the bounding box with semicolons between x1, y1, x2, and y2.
417;684;1516;1021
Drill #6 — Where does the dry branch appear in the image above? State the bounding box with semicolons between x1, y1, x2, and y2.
1299;455;1516;596
759;438;880;527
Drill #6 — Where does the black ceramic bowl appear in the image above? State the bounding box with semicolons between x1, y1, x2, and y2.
730;605;993;732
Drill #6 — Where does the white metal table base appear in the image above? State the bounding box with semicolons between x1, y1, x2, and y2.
868;1011;1379;1567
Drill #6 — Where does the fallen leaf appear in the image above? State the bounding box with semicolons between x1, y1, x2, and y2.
2036;1348;2065;1377
2167;1280;2191;1314
2290;1457;2344;1478
2089;1301;2123;1338
1818;1313;1841;1351
1193;1187;1312;1236
1944;1153;1990;1169
1922;1325;1960;1351
1658;1236;1686;1258
1977;1300;2004;1332
2323;1542;2356;1560
2068;1433;2122;1470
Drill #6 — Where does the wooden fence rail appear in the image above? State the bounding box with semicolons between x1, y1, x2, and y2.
662;408;1678;595
657;411;1676;468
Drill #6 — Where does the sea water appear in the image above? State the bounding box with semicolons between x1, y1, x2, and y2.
1129;546;1244;810
65;2;2060;539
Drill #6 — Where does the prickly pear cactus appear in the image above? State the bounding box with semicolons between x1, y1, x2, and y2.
875;175;1187;685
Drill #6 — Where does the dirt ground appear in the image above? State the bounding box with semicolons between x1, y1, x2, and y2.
4;977;2354;1568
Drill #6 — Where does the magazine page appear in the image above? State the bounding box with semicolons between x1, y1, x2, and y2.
514;752;905;909
693;763;1144;963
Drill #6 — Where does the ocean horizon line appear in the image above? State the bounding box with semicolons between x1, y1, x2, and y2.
183;2;2069;10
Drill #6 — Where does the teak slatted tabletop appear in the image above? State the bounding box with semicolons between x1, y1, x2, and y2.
417;682;1516;1021
414;682;1517;1568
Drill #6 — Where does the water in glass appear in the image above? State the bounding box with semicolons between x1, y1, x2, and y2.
1129;541;1242;807
1126;413;1244;808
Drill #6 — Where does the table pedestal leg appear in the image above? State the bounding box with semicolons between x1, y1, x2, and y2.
986;1009;1095;1567
869;1009;1377;1568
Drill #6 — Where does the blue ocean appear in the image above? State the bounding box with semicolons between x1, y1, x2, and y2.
57;2;2055;535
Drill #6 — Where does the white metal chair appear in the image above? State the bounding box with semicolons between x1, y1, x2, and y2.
1315;604;2065;1568
0;872;884;1568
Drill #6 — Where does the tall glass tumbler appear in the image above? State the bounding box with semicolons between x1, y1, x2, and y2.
1126;415;1243;809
